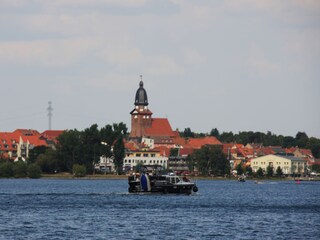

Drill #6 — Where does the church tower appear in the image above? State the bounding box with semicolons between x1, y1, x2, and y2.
129;79;153;138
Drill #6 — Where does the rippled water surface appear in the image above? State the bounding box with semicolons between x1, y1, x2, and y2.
0;179;319;240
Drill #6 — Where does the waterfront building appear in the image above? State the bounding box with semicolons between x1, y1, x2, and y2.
251;154;307;176
123;147;168;172
0;129;63;160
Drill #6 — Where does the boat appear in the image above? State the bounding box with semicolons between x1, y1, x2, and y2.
238;175;246;182
128;173;198;194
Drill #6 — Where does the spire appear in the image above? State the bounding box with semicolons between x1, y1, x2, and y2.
135;76;148;106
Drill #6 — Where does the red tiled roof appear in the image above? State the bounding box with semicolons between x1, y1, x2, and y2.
153;146;170;157
21;135;48;147
299;148;313;157
13;129;40;136
0;132;20;151
187;136;222;149
144;118;175;137
125;141;140;151
41;130;64;139
179;147;194;156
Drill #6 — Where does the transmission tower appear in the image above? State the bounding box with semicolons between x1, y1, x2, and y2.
47;101;53;130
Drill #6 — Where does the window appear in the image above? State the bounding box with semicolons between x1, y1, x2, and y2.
143;154;148;157
136;153;141;157
151;154;155;157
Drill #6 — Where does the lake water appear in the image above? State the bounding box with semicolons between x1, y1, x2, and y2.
0;179;319;240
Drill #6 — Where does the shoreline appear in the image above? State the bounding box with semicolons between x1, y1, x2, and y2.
2;173;319;181
40;174;320;181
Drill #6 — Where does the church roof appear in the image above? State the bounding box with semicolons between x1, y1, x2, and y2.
134;81;148;106
144;118;175;137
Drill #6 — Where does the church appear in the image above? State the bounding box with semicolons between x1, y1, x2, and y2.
129;80;178;148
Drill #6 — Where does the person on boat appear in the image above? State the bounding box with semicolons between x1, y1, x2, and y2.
183;175;190;182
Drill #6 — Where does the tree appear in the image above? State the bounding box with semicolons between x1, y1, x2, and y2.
56;129;81;172
307;137;320;159
256;167;264;178
190;145;229;176
236;163;244;175
0;162;13;178
283;136;296;148
79;124;102;173
73;164;86;177
36;148;58;173
295;132;309;148
28;146;48;163
266;165;274;177
219;132;234;143
135;162;144;172
209;128;220;138
13;161;28;178
183;128;194;138
113;137;125;175
311;164;320;173
276;166;283;177
169;148;179;157
245;166;253;176
28;163;42;178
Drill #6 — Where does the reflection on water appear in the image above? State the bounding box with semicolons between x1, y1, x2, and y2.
0;179;319;240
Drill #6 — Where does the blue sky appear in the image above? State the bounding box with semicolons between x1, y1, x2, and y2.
0;0;319;138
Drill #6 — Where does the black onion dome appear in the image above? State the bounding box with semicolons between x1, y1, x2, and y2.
135;81;148;106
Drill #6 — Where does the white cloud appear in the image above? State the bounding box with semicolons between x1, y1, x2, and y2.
97;44;144;67
245;45;280;77
145;55;184;76
86;73;136;92
182;48;205;65
47;0;146;7
0;38;101;67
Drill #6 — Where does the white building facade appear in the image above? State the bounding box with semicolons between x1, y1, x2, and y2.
123;150;168;172
251;154;307;175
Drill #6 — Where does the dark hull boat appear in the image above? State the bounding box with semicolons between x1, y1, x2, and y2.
128;174;198;194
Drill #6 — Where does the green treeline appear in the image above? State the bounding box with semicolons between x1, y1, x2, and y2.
181;128;320;158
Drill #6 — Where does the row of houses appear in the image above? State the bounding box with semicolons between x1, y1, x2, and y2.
0;129;63;161
0;127;316;176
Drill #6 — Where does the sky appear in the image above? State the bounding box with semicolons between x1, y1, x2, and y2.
0;0;319;138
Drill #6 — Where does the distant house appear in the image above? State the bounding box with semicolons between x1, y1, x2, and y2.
123;147;168;172
0;129;64;161
251;154;307;176
293;148;315;165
